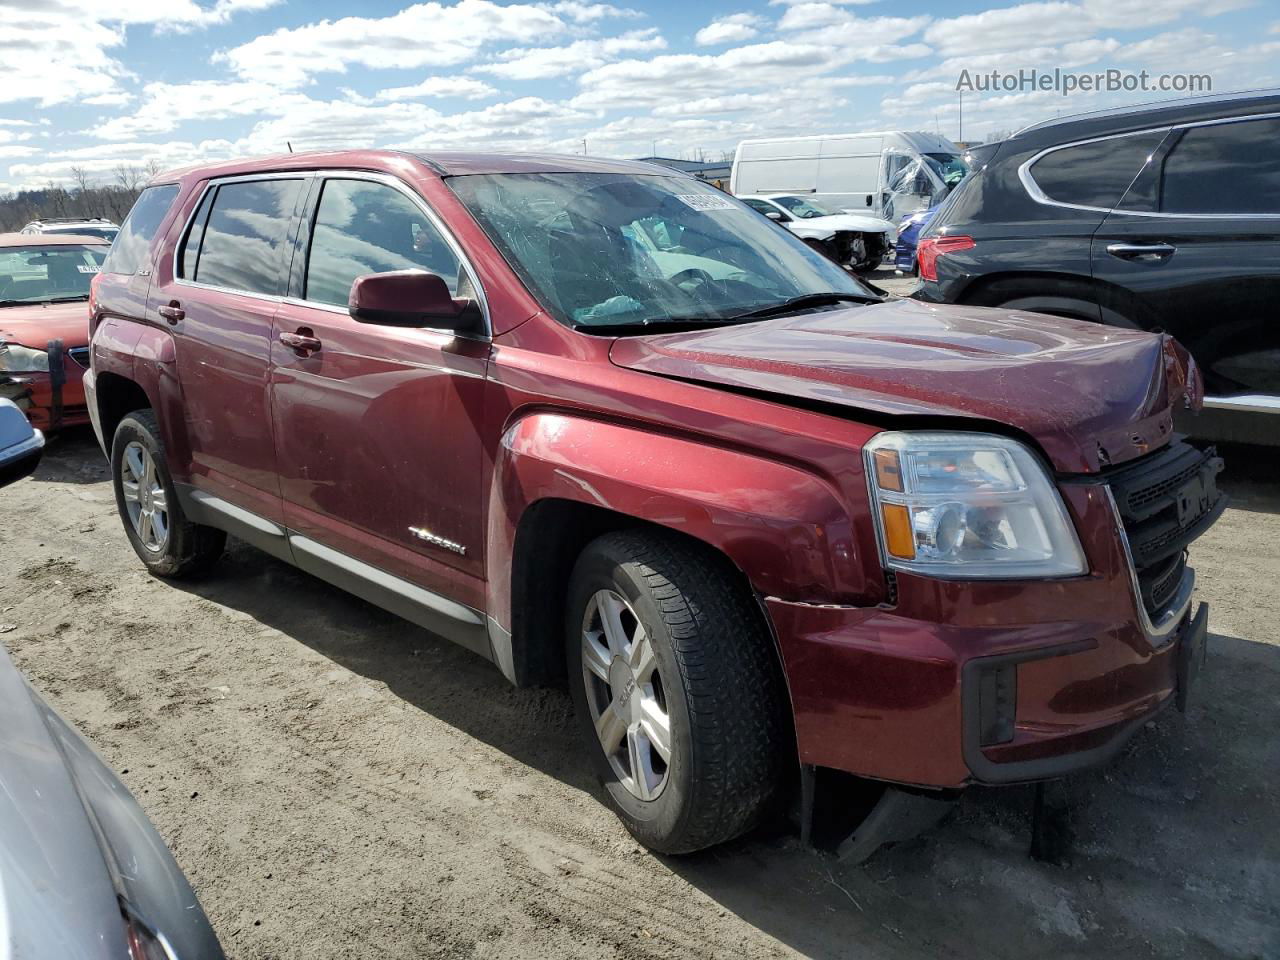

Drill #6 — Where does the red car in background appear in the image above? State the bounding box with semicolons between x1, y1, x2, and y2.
0;233;108;431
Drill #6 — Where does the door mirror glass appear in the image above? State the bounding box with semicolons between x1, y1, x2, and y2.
0;398;43;488
348;270;478;330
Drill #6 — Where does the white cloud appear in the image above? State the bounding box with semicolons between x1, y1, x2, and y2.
0;0;279;107
695;13;766;47
374;77;498;101
474;29;667;80
216;0;573;87
542;1;642;21
923;3;1094;57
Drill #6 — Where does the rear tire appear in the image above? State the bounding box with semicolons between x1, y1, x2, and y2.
566;530;790;854
111;410;225;578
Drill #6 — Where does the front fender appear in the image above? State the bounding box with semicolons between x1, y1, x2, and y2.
486;412;867;631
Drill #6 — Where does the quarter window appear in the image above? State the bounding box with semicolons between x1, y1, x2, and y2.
190;179;304;296
1028;131;1165;209
101;184;179;276
303;179;462;308
1161;117;1280;215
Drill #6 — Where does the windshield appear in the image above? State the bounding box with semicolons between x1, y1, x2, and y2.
0;244;106;304
923;153;970;189
770;196;836;219
447;173;870;329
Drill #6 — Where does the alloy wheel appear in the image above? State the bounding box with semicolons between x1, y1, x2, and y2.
581;589;672;801
120;441;169;552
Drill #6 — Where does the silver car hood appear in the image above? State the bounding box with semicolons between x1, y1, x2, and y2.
0;643;223;959
0;643;125;959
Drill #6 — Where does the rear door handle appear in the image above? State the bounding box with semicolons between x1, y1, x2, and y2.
278;330;322;354
1106;242;1176;262
157;301;184;324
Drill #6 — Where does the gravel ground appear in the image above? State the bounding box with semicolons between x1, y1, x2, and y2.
1;415;1277;959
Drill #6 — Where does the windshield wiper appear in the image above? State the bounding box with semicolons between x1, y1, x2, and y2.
727;292;880;320
573;315;751;335
0;296;90;307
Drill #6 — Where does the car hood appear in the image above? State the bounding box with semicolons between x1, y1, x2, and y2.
0;301;91;349
609;298;1201;473
0;642;224;960
796;213;895;235
0;643;124;960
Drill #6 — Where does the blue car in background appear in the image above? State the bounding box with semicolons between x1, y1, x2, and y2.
893;206;937;274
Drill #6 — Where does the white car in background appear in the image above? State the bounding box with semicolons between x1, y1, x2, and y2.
738;194;895;273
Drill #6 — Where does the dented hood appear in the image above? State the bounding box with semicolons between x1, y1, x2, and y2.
0;301;90;349
609;298;1201;473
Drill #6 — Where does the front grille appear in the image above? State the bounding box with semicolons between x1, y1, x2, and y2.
1104;440;1226;620
67;346;91;368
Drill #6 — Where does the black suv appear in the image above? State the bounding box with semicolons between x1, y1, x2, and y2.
914;89;1280;442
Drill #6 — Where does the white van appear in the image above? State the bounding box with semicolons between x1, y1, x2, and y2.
730;132;968;221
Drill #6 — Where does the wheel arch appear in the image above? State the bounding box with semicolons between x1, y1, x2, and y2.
487;412;861;692
91;321;191;474
953;271;1139;328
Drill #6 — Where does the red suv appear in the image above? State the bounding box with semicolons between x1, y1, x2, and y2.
0;233;110;430
86;152;1224;858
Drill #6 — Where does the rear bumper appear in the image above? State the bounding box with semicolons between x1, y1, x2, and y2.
767;595;1195;789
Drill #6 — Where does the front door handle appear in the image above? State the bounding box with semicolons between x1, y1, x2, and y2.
279;329;322;354
1106;242;1176;262
157;301;184;324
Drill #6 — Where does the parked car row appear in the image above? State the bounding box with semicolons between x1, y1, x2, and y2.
1;89;1266;954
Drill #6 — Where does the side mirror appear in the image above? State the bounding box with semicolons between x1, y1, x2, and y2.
764;210;785;221
348;270;482;334
0;398;43;488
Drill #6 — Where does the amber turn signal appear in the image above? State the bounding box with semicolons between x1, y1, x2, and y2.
873;448;904;492
880;503;915;559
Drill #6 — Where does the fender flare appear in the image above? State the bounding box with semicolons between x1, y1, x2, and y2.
91;319;190;472
485;411;866;637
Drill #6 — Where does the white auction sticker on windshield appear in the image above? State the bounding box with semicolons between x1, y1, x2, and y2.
675;193;736;212
76;265;101;273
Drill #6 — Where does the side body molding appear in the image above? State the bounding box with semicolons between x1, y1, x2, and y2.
485;411;861;642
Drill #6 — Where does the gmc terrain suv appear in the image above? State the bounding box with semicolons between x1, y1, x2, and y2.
86;152;1224;858
915;89;1280;444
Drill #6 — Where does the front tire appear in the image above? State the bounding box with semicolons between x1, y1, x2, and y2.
111;410;225;578
566;530;790;854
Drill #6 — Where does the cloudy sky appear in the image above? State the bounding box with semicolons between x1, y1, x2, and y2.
1;0;1276;192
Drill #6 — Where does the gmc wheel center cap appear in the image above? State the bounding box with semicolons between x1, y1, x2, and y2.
609;657;638;718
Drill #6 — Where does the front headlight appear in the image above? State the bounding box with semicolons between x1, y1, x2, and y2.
0;342;49;373
865;432;1086;579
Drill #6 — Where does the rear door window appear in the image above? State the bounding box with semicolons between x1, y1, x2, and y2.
1160;117;1280;214
190;179;304;296
303;178;462;308
1028;131;1165;209
102;184;179;276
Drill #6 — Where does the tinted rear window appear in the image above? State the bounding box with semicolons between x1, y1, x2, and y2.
1028;131;1165;209
102;185;179;275
1161;117;1280;214
191;179;304;295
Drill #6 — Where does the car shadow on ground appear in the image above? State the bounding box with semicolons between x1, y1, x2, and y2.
27;425;108;486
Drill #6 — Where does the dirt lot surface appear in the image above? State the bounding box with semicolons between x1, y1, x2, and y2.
2;423;1277;960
